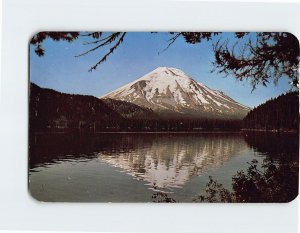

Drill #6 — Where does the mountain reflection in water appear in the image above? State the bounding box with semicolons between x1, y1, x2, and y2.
28;132;297;202
95;133;248;191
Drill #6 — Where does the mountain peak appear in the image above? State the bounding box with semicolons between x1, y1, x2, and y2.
150;67;189;78
101;67;249;119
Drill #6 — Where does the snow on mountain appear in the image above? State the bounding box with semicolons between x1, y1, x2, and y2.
101;67;250;119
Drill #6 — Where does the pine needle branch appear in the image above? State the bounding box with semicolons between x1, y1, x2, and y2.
75;32;121;57
88;32;126;72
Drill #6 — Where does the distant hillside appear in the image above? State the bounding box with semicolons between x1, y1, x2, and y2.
29;83;123;132
243;92;299;131
102;98;158;119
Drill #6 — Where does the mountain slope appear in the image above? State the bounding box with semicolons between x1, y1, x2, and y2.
102;98;158;119
101;67;249;119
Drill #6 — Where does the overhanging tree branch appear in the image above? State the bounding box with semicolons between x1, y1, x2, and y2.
75;32;121;57
88;32;126;72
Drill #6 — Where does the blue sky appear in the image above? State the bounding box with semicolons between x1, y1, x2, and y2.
30;32;291;108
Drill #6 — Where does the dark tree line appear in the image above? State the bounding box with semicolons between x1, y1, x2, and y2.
30;83;242;133
119;118;242;132
30;83;299;133
29;83;122;132
102;98;157;120
30;32;299;90
243;91;299;131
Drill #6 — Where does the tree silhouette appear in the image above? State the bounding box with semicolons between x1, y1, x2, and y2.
213;32;299;90
31;32;80;56
243;91;299;131
30;32;299;89
193;158;298;203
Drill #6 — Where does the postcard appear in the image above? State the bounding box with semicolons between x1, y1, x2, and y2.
28;32;299;202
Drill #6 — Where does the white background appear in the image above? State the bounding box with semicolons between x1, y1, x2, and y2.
0;0;299;232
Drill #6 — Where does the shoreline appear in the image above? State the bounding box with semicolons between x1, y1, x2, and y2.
31;131;243;135
241;128;298;134
30;129;299;135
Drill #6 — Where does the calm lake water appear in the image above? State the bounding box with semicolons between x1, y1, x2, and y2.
28;132;298;202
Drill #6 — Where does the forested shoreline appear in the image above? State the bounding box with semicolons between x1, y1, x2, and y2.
29;83;299;133
29;83;243;133
243;92;299;132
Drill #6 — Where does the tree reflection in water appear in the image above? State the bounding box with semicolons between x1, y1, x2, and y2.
152;132;299;203
29;132;298;202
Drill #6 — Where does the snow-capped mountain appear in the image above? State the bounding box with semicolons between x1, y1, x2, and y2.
101;67;250;119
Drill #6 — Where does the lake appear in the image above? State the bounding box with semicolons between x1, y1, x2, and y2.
28;132;298;202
